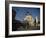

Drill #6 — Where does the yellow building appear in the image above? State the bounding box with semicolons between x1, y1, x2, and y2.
24;15;34;26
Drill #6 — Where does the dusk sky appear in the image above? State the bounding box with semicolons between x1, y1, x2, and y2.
12;7;40;21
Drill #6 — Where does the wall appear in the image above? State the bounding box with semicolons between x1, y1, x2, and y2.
0;0;46;38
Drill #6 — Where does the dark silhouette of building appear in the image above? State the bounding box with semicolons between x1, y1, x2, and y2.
12;9;23;31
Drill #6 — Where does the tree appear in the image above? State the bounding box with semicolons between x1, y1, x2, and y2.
34;19;36;26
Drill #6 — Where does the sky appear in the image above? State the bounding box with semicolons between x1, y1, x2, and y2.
12;7;40;21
